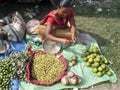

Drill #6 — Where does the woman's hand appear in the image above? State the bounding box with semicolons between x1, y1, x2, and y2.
71;33;77;44
60;38;71;46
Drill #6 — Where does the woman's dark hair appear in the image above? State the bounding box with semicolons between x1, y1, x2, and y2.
59;0;73;7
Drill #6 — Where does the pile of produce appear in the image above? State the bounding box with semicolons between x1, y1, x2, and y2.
69;55;78;66
0;59;14;90
10;52;28;80
61;71;81;85
81;46;113;77
0;52;28;90
31;53;66;83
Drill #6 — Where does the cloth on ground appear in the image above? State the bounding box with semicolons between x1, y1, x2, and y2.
9;78;19;90
19;33;117;90
0;40;26;60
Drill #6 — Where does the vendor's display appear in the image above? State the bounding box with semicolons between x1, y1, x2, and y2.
25;50;67;86
61;71;82;85
69;55;78;66
0;52;28;90
0;59;15;90
10;52;28;80
81;46;113;77
0;29;117;90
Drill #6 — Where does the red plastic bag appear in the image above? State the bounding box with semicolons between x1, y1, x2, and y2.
25;50;68;86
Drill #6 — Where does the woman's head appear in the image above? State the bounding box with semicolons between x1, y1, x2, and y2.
57;0;73;18
59;0;72;7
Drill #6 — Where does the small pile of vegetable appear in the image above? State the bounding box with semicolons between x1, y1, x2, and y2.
61;71;81;85
69;55;78;66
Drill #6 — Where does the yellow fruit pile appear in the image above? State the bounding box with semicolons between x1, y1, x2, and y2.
81;46;113;77
31;53;64;82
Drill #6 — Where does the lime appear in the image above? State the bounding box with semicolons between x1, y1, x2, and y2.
105;66;109;72
107;71;113;76
94;62;99;67
98;66;103;72
91;63;96;68
97;72;103;77
101;64;106;69
90;54;96;59
90;46;97;49
104;59;109;64
95;57;101;62
88;58;93;63
94;58;97;62
96;55;101;59
88;48;93;53
93;53;97;56
93;68;98;73
86;62;91;67
93;48;99;53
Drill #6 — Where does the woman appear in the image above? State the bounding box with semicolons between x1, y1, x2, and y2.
36;0;78;45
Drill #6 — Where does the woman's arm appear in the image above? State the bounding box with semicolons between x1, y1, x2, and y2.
45;22;71;45
70;18;77;43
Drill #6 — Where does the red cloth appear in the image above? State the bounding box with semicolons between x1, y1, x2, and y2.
47;10;74;25
40;9;74;27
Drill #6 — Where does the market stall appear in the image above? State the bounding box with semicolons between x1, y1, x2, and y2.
0;12;117;90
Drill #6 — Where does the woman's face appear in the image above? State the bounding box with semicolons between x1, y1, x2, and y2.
57;7;71;18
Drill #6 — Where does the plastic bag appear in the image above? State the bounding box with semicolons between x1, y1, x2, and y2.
2;11;25;42
26;19;40;34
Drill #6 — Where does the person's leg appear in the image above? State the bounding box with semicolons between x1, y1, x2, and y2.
34;24;79;41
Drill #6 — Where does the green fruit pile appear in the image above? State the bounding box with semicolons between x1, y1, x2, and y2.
81;46;113;77
0;59;14;90
31;54;64;82
0;52;28;90
10;52;28;81
69;55;78;66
